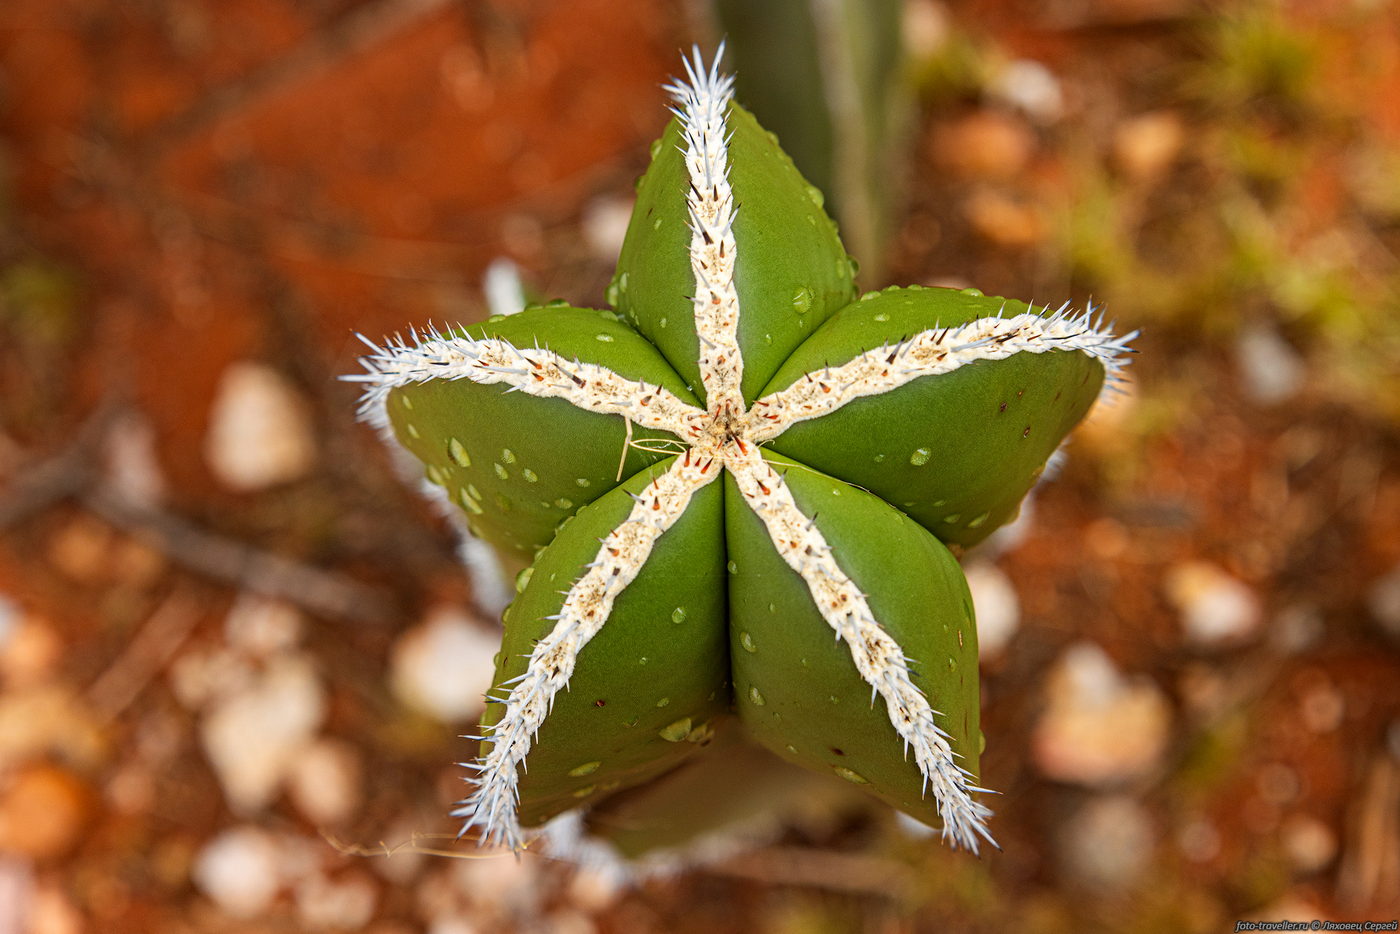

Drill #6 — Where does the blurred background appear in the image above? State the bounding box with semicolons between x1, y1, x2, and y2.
1;0;1399;931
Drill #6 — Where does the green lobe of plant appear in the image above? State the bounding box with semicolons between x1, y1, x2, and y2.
614;104;855;405
386;307;696;557
725;449;979;828
764;288;1106;546
483;458;730;828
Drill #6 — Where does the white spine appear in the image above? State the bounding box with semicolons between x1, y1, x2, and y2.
349;328;706;440
725;444;996;853
745;304;1137;442
664;46;745;419
454;453;721;849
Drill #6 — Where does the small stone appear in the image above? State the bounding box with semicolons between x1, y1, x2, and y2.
368;818;426;885
0;763;89;860
390;607;497;723
990;59;1064;124
582;196;634;262
963;190;1048;248
224;595;302;657
1032;641;1171;786
0;608;64;688
1299;678;1345;733
963;561;1019;659
0;687;105;770
427;921;480;934
1284;818;1337;874
27;881;85;934
902;0;950;60
1113;111;1185;182
112;537;165;586
47;515;114;583
482;257;526;317
541;911;596;934
1073;382;1138;456
450;845;540;914
0;594;17;645
566;865;623;912
1059;795;1155;890
930;111;1036;181
200;654;327;813
294;870;379;930
287;738;363;828
169;646;255;710
1270;604;1323;654
978;496;1036;558
204;361;317;491
1367;562;1400;641
193;825;282;918
1176;817;1221;863
1164;560;1262;646
103;411;167;508
1235;322;1305;405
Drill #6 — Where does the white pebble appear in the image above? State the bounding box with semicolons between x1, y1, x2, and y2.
427;920;481;934
287;738;363;828
1165;560;1262;646
103;411;166;507
169;646;254;710
0;857;31;934
451;848;540;914
390;607;498;723
1032;641;1171;785
566;865;624;913
1113;111;1184;182
483;258;527;317
964;561;1020;660
193;826;282;918
200;654;327;813
204;361;317;491
1059;795;1154;889
0;594;19;648
1281;814;1336;873
581;196;634;263
1368;563;1400;640
991;59;1064;123
294;870;379;930
224;595;303;657
1235;323;1305;405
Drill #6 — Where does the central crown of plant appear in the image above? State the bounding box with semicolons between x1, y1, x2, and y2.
351;50;1133;858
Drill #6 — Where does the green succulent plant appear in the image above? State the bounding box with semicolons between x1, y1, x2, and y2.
350;49;1133;860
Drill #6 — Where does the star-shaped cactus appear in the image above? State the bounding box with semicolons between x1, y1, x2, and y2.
350;49;1133;857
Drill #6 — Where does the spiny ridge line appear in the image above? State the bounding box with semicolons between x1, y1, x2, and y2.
349;326;706;439
726;445;997;853
453;453;721;850
665;45;744;418
744;303;1138;443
